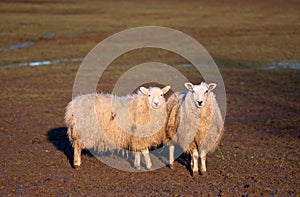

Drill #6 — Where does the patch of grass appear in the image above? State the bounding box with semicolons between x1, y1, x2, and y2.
1;0;299;67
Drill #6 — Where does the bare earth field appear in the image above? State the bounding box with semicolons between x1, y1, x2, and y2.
0;0;299;196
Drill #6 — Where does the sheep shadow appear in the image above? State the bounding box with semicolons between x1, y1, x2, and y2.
169;145;193;176
47;127;92;168
151;144;192;175
47;127;193;173
175;152;193;176
47;127;133;169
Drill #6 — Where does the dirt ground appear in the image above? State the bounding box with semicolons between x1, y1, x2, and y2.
0;0;299;196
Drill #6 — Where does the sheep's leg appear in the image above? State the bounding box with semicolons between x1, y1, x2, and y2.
73;140;82;169
169;145;175;169
191;149;199;177
142;149;152;169
200;151;207;175
134;152;141;170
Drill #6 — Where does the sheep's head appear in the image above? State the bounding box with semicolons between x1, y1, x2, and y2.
139;86;171;109
184;82;216;108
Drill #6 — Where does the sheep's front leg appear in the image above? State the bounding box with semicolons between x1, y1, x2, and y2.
134;152;141;170
169;145;175;169
191;149;199;177
142;149;152;169
200;151;207;175
73;140;82;169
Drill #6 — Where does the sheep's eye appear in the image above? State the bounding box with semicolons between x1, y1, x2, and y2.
160;94;163;97
205;90;208;93
148;94;151;97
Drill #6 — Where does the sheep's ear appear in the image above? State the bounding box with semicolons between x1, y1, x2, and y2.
208;83;217;91
184;82;194;91
162;85;171;94
139;87;148;95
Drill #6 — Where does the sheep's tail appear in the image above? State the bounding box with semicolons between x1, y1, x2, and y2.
65;101;74;128
64;101;73;147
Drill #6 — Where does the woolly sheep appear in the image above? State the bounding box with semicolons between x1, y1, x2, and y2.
165;82;224;176
65;85;171;170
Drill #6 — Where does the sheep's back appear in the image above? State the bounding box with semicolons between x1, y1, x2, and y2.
94;94;132;150
67;94;115;151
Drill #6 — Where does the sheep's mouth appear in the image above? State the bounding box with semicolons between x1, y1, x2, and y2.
152;104;161;109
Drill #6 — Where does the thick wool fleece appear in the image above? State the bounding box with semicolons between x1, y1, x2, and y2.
165;91;223;154
65;92;168;153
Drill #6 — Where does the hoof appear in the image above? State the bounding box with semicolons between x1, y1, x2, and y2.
134;166;141;171
201;170;207;176
192;171;199;178
146;165;152;170
74;165;81;170
168;163;175;170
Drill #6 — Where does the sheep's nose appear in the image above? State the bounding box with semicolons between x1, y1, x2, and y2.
197;101;203;106
154;102;159;106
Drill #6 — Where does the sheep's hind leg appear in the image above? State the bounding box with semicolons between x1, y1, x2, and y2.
169;145;175;169
73;140;82;169
200;151;207;176
134;152;141;170
142;149;152;169
191;149;199;177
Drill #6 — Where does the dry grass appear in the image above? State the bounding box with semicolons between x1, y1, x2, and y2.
0;0;299;66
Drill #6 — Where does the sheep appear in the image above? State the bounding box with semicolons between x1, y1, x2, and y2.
165;82;224;176
65;85;171;170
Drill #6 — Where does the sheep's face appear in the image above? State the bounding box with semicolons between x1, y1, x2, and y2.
140;86;171;109
184;82;217;108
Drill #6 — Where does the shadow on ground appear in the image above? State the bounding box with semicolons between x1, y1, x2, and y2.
47;127;193;172
47;127;92;168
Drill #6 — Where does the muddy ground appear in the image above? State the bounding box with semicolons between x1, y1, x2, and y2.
1;65;299;196
0;0;299;196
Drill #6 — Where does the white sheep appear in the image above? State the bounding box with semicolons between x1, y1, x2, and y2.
165;82;224;176
65;85;171;170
